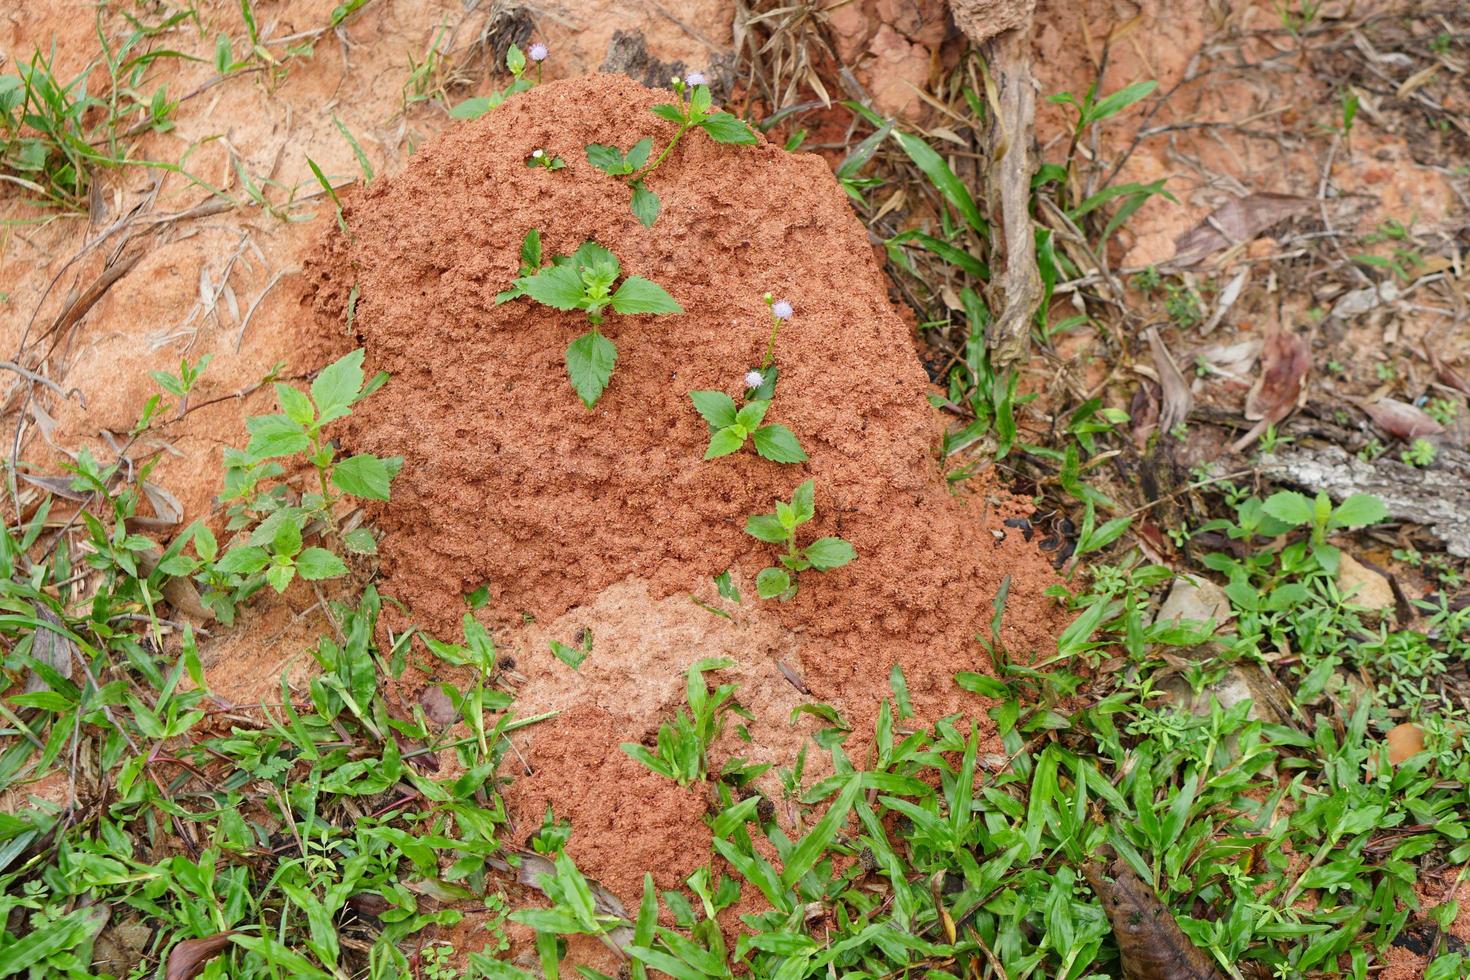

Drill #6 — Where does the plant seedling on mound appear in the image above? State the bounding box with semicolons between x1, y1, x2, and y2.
508;238;682;407
746;480;855;600
739;292;795;402
585;73;757;227
620;658;738;785
689;391;806;462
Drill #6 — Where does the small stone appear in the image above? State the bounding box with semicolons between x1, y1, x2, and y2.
1386;722;1424;765
1155;574;1232;627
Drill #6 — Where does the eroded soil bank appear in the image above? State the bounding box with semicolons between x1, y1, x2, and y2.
312;73;1063;905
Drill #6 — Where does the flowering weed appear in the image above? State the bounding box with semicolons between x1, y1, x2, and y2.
746;480;855;600
690;391;806;462
586;76;757;227
449;42;543;120
504;237;682;406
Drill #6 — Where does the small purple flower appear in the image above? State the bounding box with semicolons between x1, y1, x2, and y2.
529;43;548;62
685;71;707;87
744;370;765;389
771;299;793;320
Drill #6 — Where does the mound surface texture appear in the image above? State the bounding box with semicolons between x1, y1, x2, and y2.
313;74;1060;905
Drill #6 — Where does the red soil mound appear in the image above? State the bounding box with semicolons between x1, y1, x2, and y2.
311;74;1062;903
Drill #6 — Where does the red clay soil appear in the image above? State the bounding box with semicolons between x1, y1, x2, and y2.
310;73;1064;906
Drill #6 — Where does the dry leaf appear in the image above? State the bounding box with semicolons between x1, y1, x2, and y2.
1243;330;1310;423
1172;193;1314;265
136;545;215;622
1146;328;1192;436
24;606;77;694
1358;397;1444;441
165;932;236;980
1426;345;1470;397
18;472;87;501
1083;859;1227;979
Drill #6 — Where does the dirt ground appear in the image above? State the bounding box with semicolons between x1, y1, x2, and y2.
5;0;1470;972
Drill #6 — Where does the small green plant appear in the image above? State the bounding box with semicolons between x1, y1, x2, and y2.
1426;397;1461;426
448;41;545;120
525;148;564;170
619;658;738;785
689;392;806;462
1259;489;1387;570
185;349;401;620
745;480;855;600
585;73;756;227
505;239;683;407
1402;437;1437;467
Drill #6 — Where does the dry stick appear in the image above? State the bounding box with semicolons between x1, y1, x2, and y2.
979;21;1042;369
0;361;67;398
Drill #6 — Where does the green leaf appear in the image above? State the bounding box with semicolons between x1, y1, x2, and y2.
756;567;791;599
625;138;654;171
343;527;377;554
791;480;815;524
745;514;788;544
312;348;365;423
1084;80;1157;126
585;143;628;174
752;424;807;463
266;562;295;593
610;276;682;315
276;383;316;426
331;454;403;501
781;774;860;886
689;390;738;430
520;228;542;269
297;547;348;580
448;96;495;119
650;103;685;124
892;130;986;232
1261;491;1315;528
1329;493;1388;529
700;112;757;145
705;426;748;460
245;414;309;459
214;545;270;575
689;84;712;116
955;671;1009;698
630;180;660;228
804;536;855;571
567;330;617;408
272;517;303;558
506;43;526;76
549;639;587;669
521;263;590;311
735;400;769;429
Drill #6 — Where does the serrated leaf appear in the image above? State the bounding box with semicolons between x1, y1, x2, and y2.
705;426;747;460
520;228;541;269
245;414;309;459
567;330;617;408
312;348;365;423
690;85;712;116
1329;493;1388;529
630;181;660;228
585;143;627;174
700;112;757;145
343;527;377;555
266;562;294;593
753;424;807;463
521;263;589;311
745;514;788;544
650;103;685;124
448;96;494;120
569;241;619;276
297;547;348;580
610;276;682;315
276;383;315;426
331;454;403;501
625;137;654;171
756;567;791;599
1261;491;1314;528
804;536;855;571
272;517;302;558
214;545;270;575
735;400;769;429
791;480;815;524
689;390;738;430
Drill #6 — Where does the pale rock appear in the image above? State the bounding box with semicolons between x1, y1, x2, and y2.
1337;553;1395;613
1155;574;1233;628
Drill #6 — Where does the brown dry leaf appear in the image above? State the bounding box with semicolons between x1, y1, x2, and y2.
165;932;235;980
1171;193;1314;265
1083;859;1227;979
1358;397;1444;441
18;472;88;501
1426;345;1470;396
1243;330;1310;423
1145;328;1192;436
136;545;215;622
24;606;77;694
